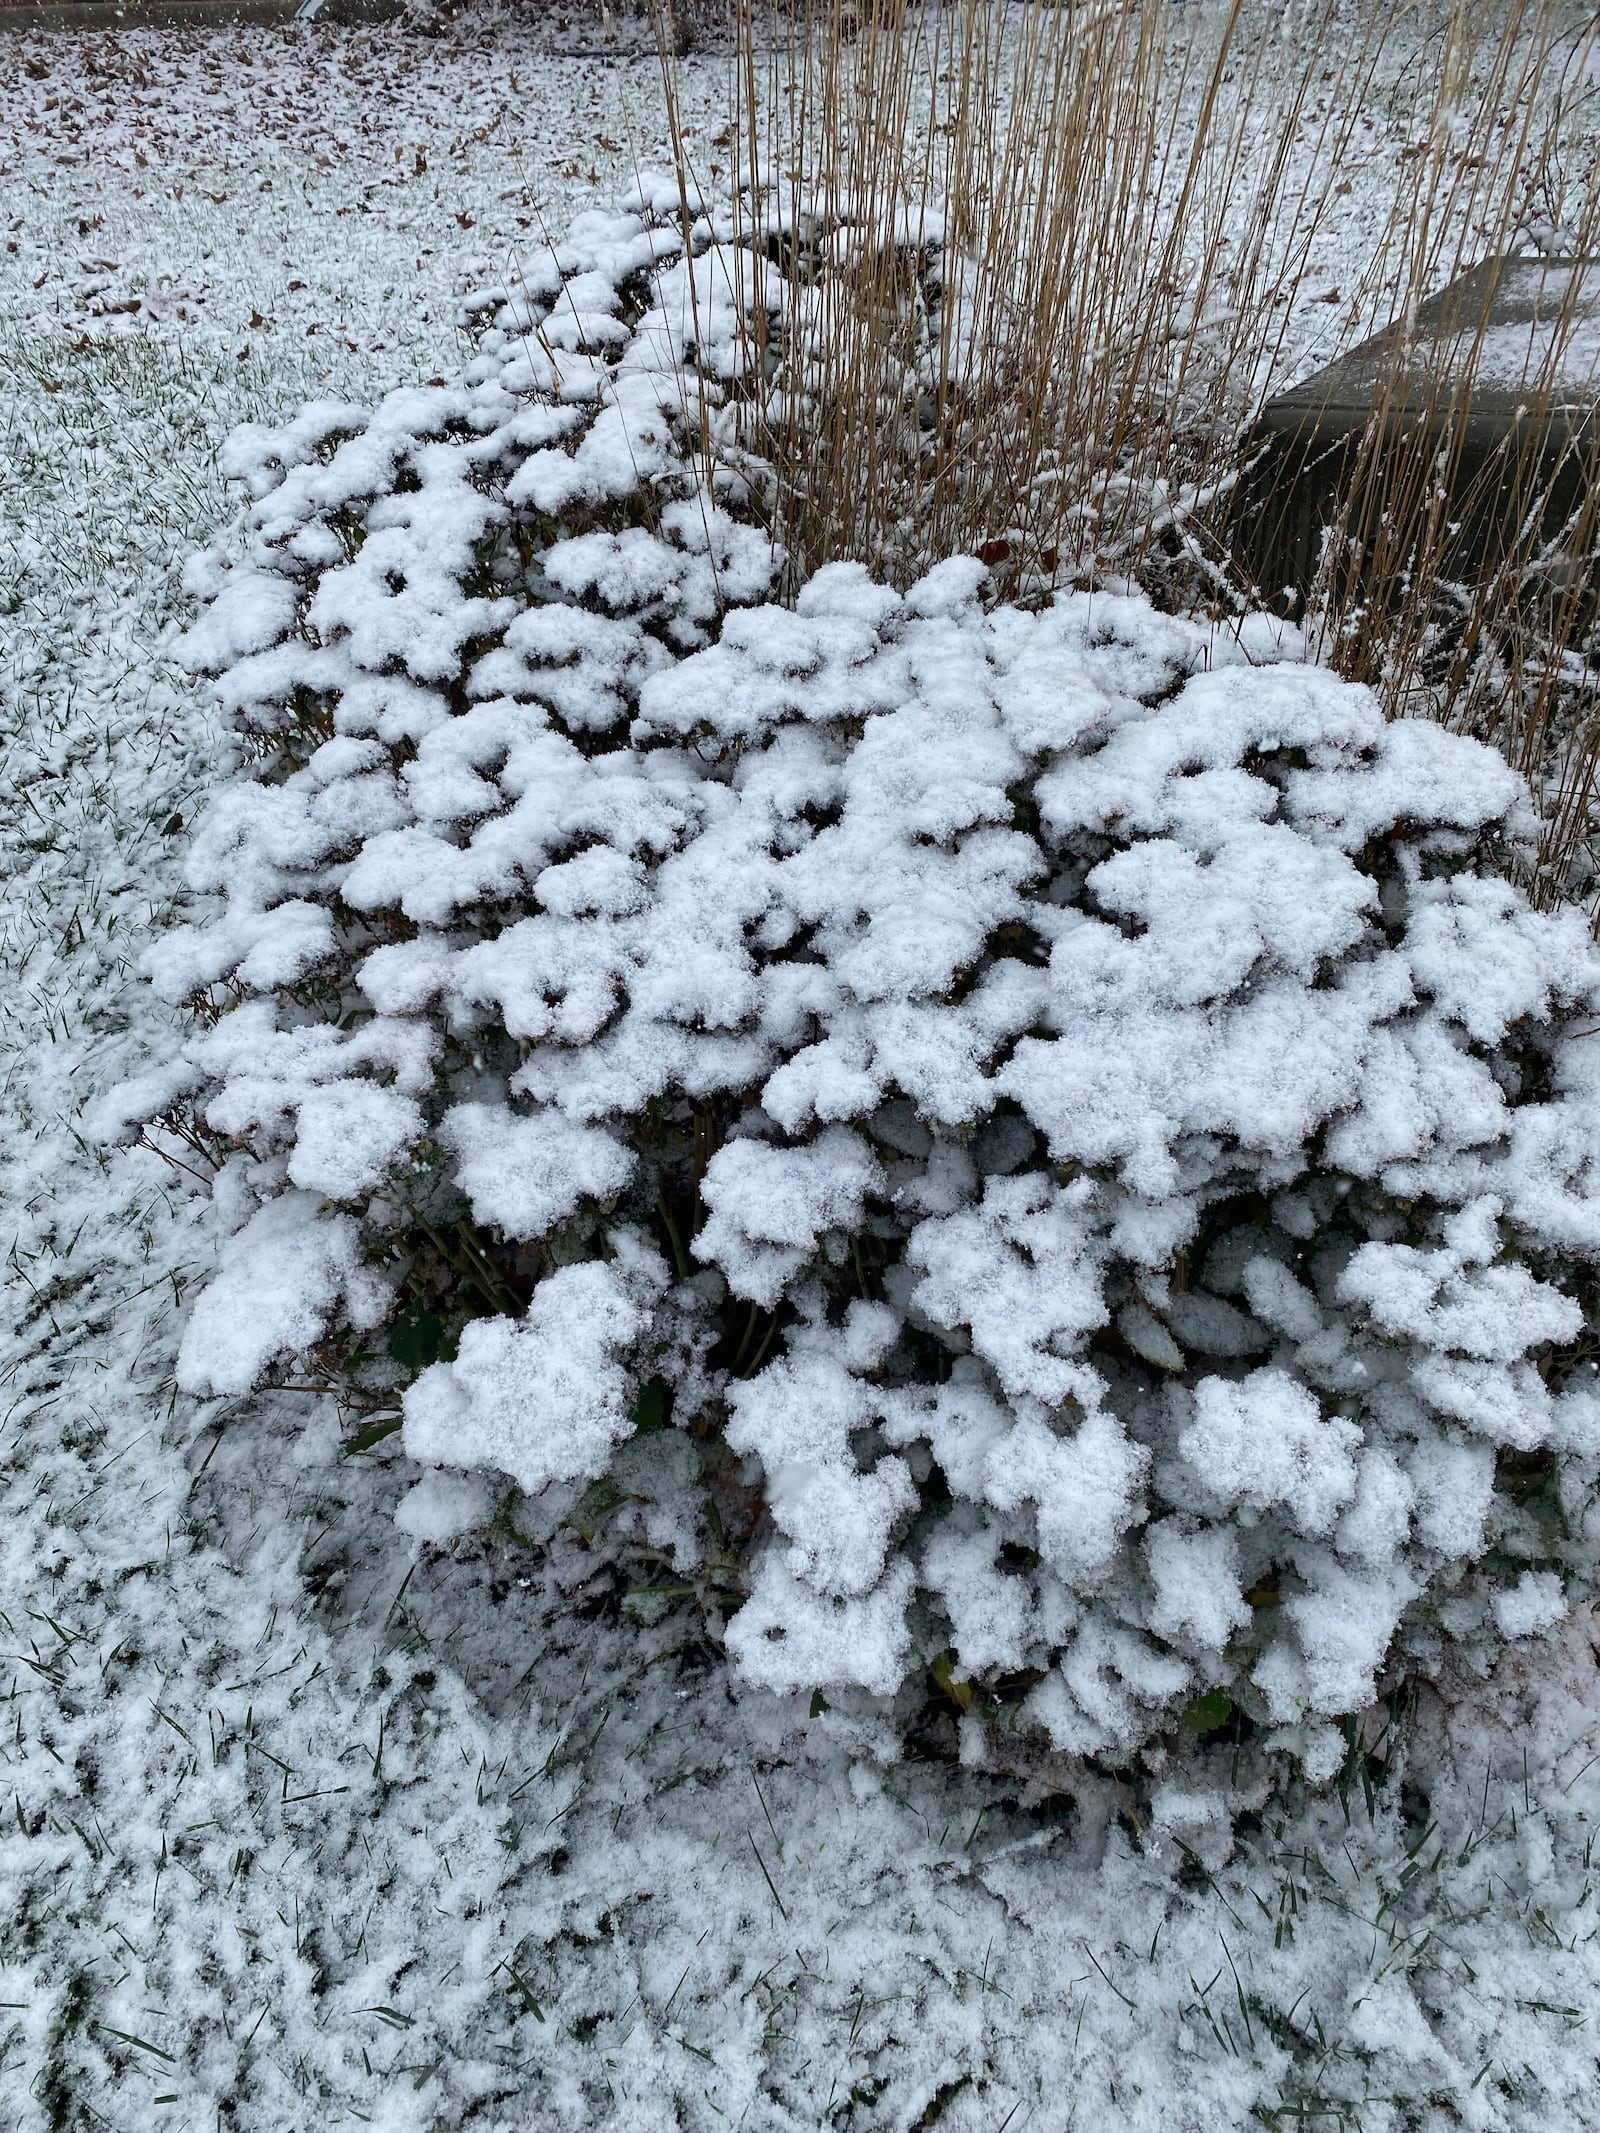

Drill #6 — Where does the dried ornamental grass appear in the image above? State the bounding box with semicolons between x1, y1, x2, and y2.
654;0;1600;902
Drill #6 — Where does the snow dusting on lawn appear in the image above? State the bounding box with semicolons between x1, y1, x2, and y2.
4;11;1600;2130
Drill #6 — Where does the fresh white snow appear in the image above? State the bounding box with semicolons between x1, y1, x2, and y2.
5;11;1600;2132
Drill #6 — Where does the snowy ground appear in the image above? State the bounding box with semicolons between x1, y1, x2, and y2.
4;9;1600;2130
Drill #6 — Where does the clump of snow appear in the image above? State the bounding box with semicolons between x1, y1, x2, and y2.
113;178;1600;1771
403;1237;667;1497
1492;1569;1569;1639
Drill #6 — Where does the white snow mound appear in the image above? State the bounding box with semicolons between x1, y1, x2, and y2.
117;179;1600;1757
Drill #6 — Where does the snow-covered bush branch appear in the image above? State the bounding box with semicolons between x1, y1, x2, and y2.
108;182;1600;1773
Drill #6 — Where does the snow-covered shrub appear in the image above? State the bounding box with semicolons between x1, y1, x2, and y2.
110;183;1600;1772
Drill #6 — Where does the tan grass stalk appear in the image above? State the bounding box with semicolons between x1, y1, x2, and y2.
654;1;1600;903
1303;4;1600;900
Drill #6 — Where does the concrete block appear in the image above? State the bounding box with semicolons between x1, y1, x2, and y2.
1231;257;1600;608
